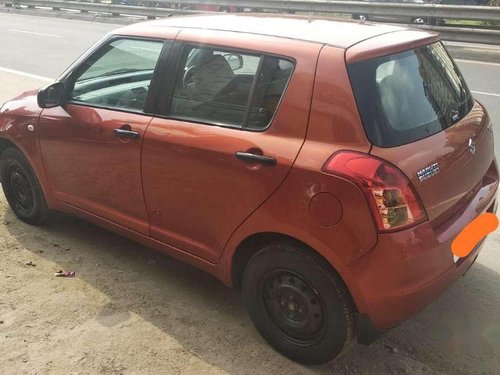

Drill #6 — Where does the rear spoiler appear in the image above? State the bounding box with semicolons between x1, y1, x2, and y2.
345;30;440;65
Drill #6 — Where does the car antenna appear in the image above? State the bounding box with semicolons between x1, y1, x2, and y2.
166;6;189;18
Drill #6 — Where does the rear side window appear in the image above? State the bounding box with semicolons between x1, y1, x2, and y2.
348;42;473;147
170;45;294;130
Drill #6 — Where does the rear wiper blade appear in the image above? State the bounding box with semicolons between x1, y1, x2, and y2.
450;109;460;123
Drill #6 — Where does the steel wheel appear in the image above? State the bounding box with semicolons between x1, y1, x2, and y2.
263;270;327;345
0;147;48;225
242;243;354;364
8;164;35;215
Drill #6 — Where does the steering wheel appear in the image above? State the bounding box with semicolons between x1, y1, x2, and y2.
182;65;197;87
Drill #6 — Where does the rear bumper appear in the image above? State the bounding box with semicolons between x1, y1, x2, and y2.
348;193;497;333
354;239;483;344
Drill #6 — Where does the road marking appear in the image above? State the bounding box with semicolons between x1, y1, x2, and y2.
7;29;63;38
455;59;500;68
472;90;500;98
454;60;500;97
0;67;53;82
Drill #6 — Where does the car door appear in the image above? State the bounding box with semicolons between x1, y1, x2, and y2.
141;37;319;263
38;37;171;235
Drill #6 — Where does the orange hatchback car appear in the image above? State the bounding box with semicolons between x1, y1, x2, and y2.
0;15;498;364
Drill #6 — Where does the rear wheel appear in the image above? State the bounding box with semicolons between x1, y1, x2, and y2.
242;242;354;364
0;148;48;225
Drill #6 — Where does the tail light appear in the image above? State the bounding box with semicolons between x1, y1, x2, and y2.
322;151;427;232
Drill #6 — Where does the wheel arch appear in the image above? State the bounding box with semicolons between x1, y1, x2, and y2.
0;137;19;156
231;232;355;303
0;136;55;210
0;138;23;180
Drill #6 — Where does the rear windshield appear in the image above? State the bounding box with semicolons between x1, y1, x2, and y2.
348;42;474;148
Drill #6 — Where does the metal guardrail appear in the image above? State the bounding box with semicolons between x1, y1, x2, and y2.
4;0;180;17
3;0;500;45
418;25;500;44
169;0;500;22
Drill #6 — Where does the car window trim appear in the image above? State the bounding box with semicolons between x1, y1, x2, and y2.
144;39;174;114
154;41;297;133
63;35;171;116
241;54;265;127
154;40;185;116
63;101;152;116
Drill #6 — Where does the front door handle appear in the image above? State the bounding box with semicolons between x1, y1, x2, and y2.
235;151;277;166
113;128;140;139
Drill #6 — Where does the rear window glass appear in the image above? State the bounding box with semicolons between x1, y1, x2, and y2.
348;42;473;148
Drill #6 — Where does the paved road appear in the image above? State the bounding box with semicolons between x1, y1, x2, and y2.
0;13;115;78
0;12;499;375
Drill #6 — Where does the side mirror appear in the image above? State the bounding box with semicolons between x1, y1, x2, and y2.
223;53;244;71
37;82;65;108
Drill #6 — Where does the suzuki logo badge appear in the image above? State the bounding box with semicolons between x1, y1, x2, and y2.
468;138;476;155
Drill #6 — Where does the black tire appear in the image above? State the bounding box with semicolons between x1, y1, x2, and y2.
0;148;48;225
353;14;368;21
242;242;354;365
411;17;428;25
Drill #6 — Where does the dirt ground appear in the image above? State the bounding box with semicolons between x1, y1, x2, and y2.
1;190;500;375
1;74;500;375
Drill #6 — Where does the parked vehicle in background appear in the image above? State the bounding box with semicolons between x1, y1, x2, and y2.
0;14;497;365
352;0;446;25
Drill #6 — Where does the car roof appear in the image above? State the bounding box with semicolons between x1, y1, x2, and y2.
117;14;426;49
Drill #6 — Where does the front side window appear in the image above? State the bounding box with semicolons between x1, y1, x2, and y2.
69;38;164;112
348;42;473;147
170;45;293;130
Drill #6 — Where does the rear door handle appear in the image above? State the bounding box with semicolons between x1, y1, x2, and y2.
235;151;277;166
113;128;140;139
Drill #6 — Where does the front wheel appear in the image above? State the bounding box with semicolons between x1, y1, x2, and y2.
0;148;48;225
242;242;354;365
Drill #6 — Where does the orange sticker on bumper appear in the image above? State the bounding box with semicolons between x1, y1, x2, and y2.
451;213;499;258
